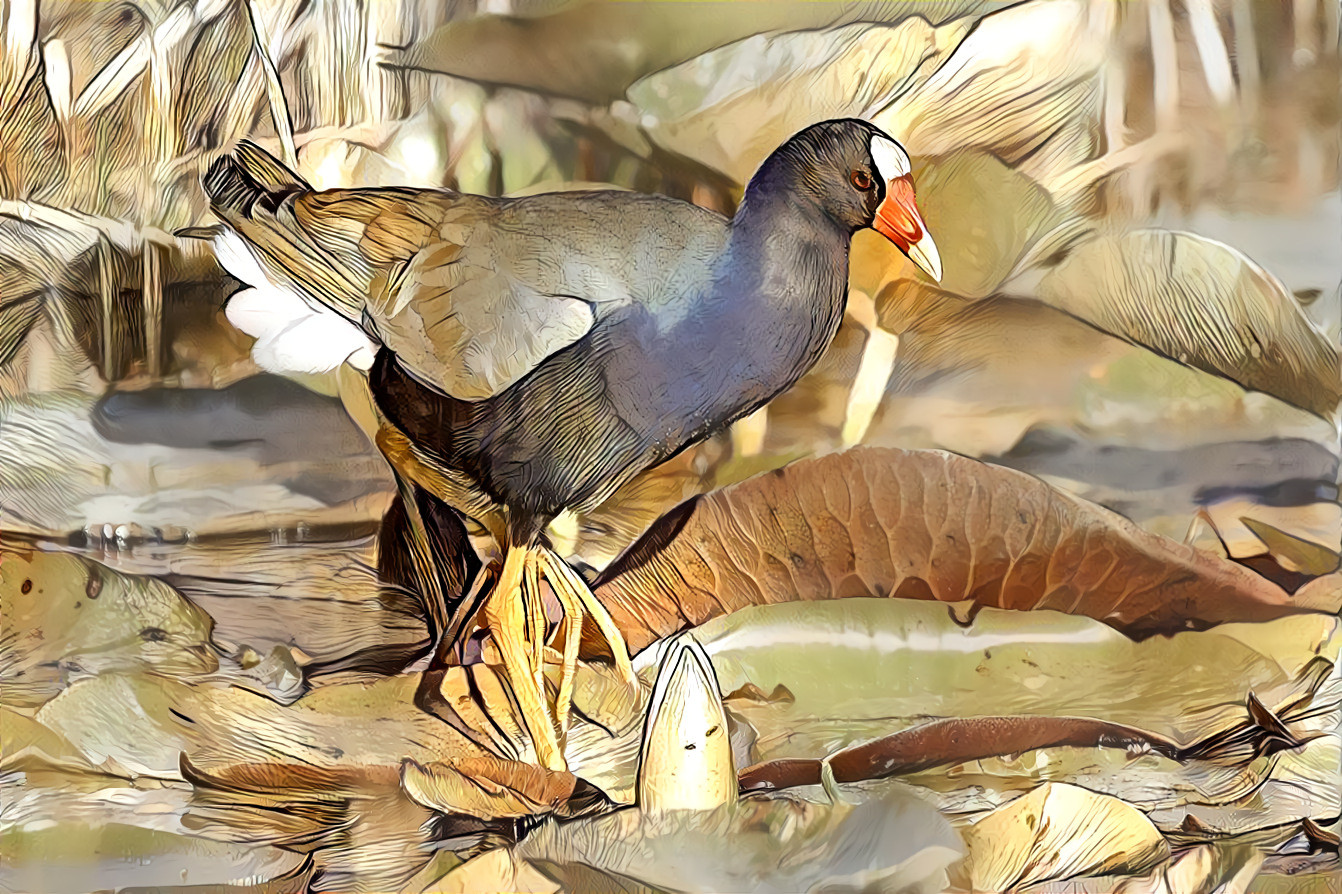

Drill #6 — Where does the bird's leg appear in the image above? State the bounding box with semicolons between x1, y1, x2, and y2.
438;559;497;666
539;548;638;689
484;545;564;770
547;570;584;733
523;550;545;696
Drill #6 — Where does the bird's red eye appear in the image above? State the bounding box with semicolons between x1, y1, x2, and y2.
850;170;873;190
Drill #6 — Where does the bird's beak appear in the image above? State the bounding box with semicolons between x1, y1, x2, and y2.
872;174;941;282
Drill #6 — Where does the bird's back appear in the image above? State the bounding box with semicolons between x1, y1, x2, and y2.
206;144;746;529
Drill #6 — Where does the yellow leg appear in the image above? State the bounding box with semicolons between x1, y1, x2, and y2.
540;548;638;687
523;550;545;697
548;569;584;734
483;545;564;770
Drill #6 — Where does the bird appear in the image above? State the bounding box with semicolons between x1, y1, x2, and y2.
203;118;940;770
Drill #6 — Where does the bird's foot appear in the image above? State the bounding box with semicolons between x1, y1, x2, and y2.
482;546;565;770
481;544;638;772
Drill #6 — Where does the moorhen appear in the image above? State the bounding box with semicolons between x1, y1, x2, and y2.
204;119;940;769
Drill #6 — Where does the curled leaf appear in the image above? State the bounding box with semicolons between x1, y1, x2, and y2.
738;661;1333;799
1241;517;1341;577
959;782;1169;892
637;634;735;813
739;715;1183;792
1036;229;1342;418
401;756;608;821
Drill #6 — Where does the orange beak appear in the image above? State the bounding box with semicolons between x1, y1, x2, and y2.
872;174;941;282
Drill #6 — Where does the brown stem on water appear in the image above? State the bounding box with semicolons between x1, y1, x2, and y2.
738;715;1184;793
738;686;1323;795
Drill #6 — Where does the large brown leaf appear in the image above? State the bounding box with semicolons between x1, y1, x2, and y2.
593;448;1327;654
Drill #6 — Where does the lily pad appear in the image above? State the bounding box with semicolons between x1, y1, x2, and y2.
436;789;963;894
33;671;490;779
1;545;217;708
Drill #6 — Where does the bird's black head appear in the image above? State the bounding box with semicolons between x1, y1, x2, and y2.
747;119;941;281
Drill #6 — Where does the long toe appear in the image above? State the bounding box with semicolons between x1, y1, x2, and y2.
485;550;565;770
542;548;638;688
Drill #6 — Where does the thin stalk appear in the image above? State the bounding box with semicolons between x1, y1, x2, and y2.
1294;0;1318;64
142;242;163;379
97;235;117;381
1148;0;1180;136
243;0;297;168
1186;0;1237;110
731;406;769;457
1231;0;1261;117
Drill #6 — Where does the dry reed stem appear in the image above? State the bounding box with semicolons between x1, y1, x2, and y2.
1231;0;1261;116
1185;0;1236;110
244;0;298;169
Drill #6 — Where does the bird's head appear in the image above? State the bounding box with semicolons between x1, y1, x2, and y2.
755;119;941;282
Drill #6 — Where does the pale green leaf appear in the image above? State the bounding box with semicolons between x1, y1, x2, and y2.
1037;229;1341;418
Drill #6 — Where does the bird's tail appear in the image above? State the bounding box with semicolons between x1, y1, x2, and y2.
203;141;367;322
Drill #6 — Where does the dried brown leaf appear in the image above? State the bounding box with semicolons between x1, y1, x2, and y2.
738;662;1332;795
401;755;604;821
0;33;66;200
739;716;1183;793
181;754;401;796
593;448;1325;655
1241;517;1341;577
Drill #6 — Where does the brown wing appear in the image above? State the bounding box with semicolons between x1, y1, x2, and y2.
289;188;596;401
208;143;714;402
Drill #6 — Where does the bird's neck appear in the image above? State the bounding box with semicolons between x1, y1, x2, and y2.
723;183;852;326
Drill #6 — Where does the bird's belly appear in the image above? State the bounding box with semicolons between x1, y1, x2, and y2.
368;298;831;534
